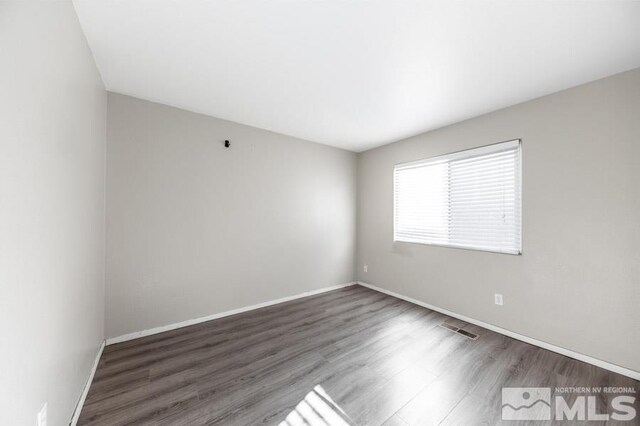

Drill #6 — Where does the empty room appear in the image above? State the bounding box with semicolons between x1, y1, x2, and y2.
2;1;640;425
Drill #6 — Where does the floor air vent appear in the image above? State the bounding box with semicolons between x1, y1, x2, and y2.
438;322;479;340
439;323;459;332
456;329;479;340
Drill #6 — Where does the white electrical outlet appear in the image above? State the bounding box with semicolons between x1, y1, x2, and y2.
363;264;368;273
37;402;47;426
494;293;504;306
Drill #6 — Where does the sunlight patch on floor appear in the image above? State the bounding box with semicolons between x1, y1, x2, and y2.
280;385;352;426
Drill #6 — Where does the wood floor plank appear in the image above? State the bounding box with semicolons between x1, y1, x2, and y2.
78;285;639;425
381;414;409;426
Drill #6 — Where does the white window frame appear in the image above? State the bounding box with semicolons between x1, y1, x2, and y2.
393;139;522;255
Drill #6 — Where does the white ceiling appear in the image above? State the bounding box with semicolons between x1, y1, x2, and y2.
73;1;640;152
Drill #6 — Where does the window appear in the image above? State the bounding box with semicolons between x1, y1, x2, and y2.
394;140;521;254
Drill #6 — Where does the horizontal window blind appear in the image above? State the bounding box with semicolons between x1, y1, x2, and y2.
394;140;521;254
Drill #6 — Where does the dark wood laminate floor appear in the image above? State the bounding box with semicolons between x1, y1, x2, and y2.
79;285;639;425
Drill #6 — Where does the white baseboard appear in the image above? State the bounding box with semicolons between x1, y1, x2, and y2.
106;282;357;346
69;339;105;426
357;281;640;381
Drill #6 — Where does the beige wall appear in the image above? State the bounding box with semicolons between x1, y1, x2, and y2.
0;2;106;425
357;69;640;372
105;93;357;339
